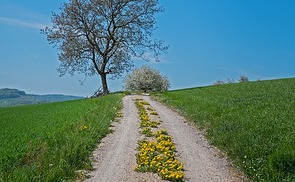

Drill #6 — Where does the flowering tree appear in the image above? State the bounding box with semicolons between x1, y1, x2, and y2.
124;65;170;92
42;0;167;95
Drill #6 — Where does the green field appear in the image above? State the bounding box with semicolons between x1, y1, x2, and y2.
155;78;295;181
0;94;122;181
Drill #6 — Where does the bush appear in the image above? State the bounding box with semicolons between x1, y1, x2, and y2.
239;75;249;83
213;76;249;85
213;80;225;86
123;65;170;92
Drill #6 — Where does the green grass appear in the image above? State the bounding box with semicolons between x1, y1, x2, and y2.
155;78;295;182
0;93;123;181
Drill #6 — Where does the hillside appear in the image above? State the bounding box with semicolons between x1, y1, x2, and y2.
1;78;294;181
0;94;123;181
0;88;83;107
155;78;295;182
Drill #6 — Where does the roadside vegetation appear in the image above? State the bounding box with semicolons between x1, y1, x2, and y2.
0;93;123;181
134;99;184;181
155;78;295;181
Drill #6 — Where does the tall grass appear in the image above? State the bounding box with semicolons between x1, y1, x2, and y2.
155;78;295;181
0;93;123;181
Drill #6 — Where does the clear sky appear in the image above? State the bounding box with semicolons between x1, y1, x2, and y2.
0;1;294;97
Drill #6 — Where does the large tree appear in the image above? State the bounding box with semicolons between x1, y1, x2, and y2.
42;0;167;95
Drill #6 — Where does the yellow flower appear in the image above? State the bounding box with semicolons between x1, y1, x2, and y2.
134;100;184;181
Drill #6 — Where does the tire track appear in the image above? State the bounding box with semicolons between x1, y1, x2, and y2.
83;95;246;181
84;95;164;182
143;95;247;182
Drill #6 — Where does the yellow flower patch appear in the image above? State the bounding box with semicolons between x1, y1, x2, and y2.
80;125;88;130
146;106;155;111
136;99;161;130
139;100;150;106
134;99;185;181
140;120;161;128
116;111;123;118
150;111;158;115
135;130;184;181
141;127;154;137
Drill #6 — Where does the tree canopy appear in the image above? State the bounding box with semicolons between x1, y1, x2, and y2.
42;0;167;95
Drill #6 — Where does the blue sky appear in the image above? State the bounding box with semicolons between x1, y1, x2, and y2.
0;1;294;97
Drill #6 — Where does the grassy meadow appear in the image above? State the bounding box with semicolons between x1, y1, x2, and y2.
155;78;295;181
0;94;122;181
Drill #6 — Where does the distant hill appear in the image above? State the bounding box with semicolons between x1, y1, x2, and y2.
0;88;84;108
0;88;26;99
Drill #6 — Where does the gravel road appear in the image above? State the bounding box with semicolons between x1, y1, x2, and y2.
83;95;246;182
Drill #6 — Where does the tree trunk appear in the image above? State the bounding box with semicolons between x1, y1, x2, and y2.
101;73;109;94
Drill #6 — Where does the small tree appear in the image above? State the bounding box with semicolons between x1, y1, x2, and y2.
124;65;170;92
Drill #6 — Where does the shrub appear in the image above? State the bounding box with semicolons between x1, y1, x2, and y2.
239;75;249;83
123;65;170;92
213;80;225;86
213;76;249;85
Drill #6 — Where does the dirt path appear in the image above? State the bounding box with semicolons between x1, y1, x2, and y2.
83;95;246;182
84;95;164;182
